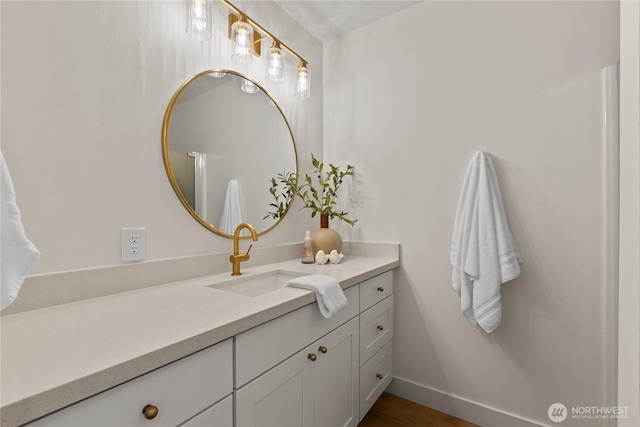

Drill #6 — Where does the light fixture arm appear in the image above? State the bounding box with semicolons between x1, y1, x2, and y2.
220;0;308;67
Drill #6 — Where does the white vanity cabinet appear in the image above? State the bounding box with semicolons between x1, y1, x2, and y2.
234;285;360;427
26;339;233;427
358;271;394;420
20;268;396;427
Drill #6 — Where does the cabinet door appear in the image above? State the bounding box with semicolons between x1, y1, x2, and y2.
314;317;359;427
236;318;359;427
235;347;315;427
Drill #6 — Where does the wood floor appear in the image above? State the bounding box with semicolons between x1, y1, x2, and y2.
359;393;479;427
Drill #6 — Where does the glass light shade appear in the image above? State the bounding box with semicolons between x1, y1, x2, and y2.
241;79;259;94
266;45;285;83
231;20;254;64
186;0;211;41
295;65;311;99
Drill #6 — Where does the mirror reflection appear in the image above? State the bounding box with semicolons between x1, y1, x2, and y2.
162;70;298;237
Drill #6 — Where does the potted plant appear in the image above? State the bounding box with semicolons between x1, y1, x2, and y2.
295;154;356;254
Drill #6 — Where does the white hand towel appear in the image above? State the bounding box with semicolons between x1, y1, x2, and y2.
1;152;40;310
450;151;522;333
285;274;347;318
219;179;242;235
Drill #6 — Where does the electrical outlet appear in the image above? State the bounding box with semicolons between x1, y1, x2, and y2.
122;227;146;262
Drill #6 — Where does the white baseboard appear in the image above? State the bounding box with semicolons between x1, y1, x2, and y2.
386;376;544;427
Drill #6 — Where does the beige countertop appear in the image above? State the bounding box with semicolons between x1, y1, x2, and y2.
0;254;399;427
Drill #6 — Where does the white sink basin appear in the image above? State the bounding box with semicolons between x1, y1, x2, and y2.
208;270;302;297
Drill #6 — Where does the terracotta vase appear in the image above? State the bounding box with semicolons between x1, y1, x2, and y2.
310;214;342;255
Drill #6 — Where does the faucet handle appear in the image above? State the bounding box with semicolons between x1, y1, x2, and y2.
246;244;253;255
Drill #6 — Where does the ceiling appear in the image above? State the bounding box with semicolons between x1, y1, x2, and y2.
273;1;421;43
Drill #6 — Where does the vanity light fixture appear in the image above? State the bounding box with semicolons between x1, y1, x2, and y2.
266;41;284;83
186;0;212;41
230;15;255;65
218;0;311;99
295;62;311;99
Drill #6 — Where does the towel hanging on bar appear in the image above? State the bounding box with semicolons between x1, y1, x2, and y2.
450;151;522;333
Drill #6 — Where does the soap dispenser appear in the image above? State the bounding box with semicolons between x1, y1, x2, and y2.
302;230;314;264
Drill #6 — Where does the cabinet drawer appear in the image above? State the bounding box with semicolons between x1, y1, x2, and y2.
179;394;233;427
235;285;359;387
359;340;392;421
360;295;393;365
28;339;233;427
359;271;393;312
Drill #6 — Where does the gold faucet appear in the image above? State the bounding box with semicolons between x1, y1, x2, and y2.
230;223;258;276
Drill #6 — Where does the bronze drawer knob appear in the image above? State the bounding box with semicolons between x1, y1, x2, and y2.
142;404;158;420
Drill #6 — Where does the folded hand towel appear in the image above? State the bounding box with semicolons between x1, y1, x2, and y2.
1;152;40;311
285;274;347;318
450;151;522;333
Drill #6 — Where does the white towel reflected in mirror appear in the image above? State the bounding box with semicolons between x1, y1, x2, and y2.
219;179;243;235
1;152;40;310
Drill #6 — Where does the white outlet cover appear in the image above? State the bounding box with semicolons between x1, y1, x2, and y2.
122;227;146;262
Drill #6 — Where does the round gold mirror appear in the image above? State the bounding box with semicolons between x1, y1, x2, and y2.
162;70;298;238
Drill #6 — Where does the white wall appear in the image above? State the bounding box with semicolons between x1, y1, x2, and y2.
618;1;640;425
0;0;322;274
324;1;619;425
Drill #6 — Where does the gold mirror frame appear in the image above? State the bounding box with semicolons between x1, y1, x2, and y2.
162;69;298;238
